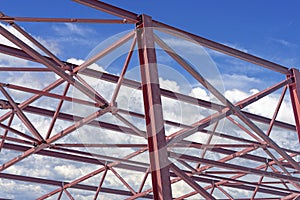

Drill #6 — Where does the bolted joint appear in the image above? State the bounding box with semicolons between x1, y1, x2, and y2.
99;102;109;109
135;14;143;28
0;99;12;109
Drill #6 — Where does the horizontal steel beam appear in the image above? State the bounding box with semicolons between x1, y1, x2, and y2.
170;152;300;183
0;172;153;198
152;21;290;75
2;102;297;170
3;142;147;172
2;142;293;197
0;44;295;131
0;16;128;24
73;0;290;74
73;0;139;23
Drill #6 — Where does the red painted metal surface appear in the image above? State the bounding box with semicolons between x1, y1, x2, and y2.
289;68;300;141
137;14;172;199
0;1;299;199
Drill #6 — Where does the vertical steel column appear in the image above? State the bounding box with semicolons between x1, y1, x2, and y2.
288;68;300;141
136;14;172;199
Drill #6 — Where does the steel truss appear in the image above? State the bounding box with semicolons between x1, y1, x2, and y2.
0;0;300;199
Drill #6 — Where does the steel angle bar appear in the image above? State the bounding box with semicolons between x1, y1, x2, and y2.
169;152;300;183
0;107;110;172
0;78;65;124
155;33;300;172
110;36;137;104
0;44;295;130
45;83;70;140
0;67;51;72
0;16;127;24
0;86;44;142
74;0;290;74
10;23;66;68
288;68;300;141
73;31;135;73
152;20;290;75
0;173;152;198
1;84;98;107
169;162;216;200
0;25;108;107
2;142;148;172
37;147;148;199
0;114;14;152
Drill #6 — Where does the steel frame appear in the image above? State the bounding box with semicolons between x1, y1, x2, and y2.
0;1;300;199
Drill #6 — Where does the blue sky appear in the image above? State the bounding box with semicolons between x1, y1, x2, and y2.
1;0;299;69
1;0;299;89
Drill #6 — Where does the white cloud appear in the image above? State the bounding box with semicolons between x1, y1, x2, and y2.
225;88;295;124
53;23;96;37
67;57;106;72
271;38;297;48
222;73;261;90
54;164;83;180
159;77;180;93
0;22;60;56
225;88;252;103
189;87;210;101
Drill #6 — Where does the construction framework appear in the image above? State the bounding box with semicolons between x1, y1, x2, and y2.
0;1;300;199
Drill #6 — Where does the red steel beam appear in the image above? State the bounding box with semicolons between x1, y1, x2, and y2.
169;148;298;200
152;21;290;75
45;83;70;139
73;31;135;73
0;122;38;142
137;14;172;199
0;78;65;124
155;34;300;173
37;147;148;199
2;83;99;107
0;107;109;172
0;44;295;131
0;114;14;151
0;16;128;24
126;166;293;199
0;25;108;108
0;2;298;198
288;68;300;141
74;0;290;74
169;152;300;183
0;67;51;72
169;162;216;200
0;86;44;142
4;103;298;170
4;140;293;199
0;172;152;198
73;0;139;23
3;142;147;172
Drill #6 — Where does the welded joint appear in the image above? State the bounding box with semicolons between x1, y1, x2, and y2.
0;13;15;25
261;144;268;150
288;68;300;83
109;102;118;114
